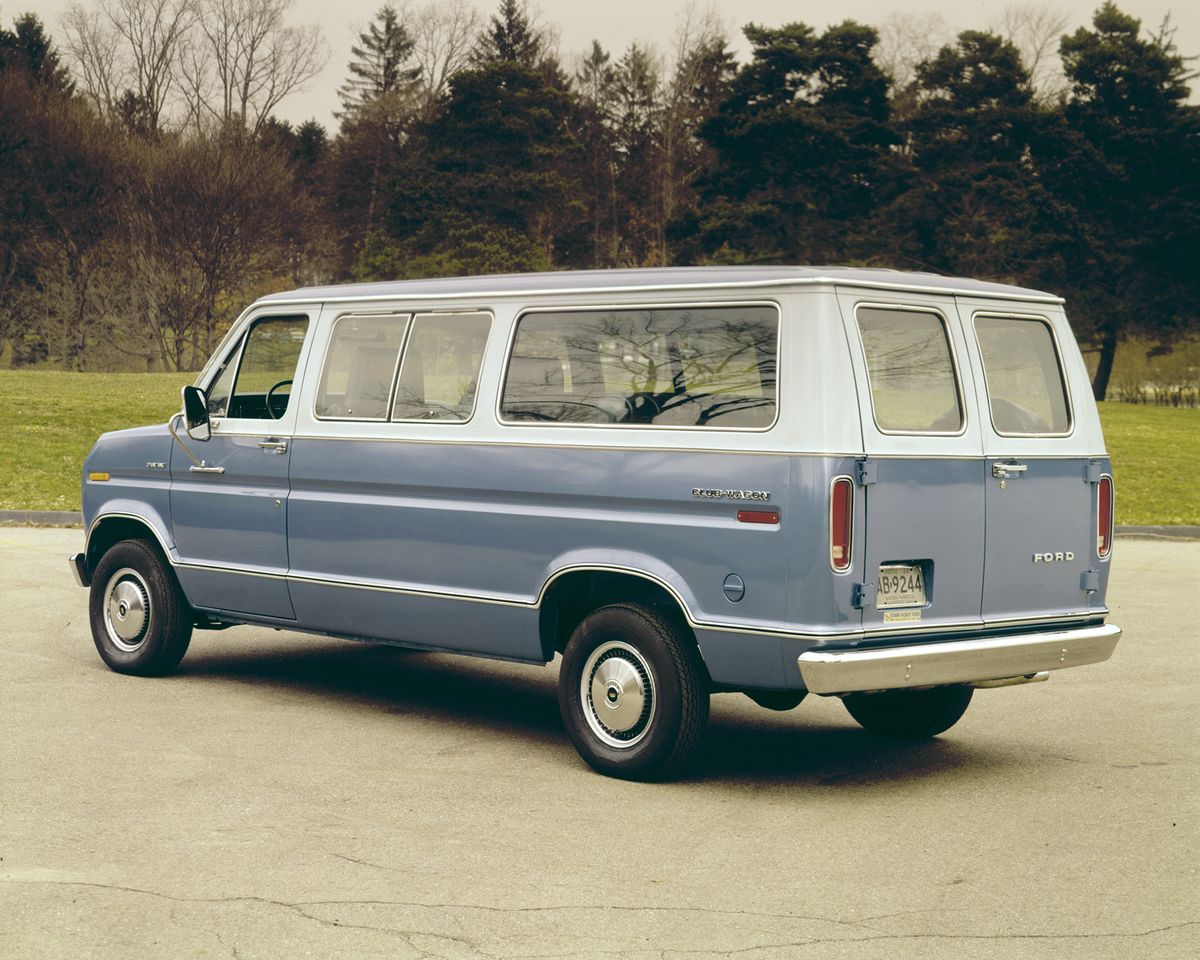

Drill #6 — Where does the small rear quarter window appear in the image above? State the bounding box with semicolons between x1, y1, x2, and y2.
974;315;1071;435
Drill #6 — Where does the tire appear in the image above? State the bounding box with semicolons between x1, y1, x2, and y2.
89;539;193;676
558;603;709;781
842;685;973;738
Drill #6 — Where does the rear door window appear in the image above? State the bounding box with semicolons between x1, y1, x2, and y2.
500;305;778;428
974;314;1071;435
392;313;491;422
856;306;963;434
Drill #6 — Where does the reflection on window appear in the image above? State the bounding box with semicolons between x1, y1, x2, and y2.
315;315;410;420
392;313;491;421
976;316;1070;434
216;317;309;419
857;307;962;433
206;333;244;416
501;307;777;428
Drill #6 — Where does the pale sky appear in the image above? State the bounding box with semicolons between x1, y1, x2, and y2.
29;0;1199;130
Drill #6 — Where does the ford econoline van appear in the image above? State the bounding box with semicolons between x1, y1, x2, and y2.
70;267;1121;779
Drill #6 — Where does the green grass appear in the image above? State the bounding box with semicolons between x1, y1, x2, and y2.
1;371;1196;524
0;371;193;511
1097;402;1200;525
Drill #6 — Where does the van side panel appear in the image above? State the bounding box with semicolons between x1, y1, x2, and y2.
285;440;795;661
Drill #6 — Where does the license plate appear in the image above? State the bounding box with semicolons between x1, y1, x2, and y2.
877;564;925;609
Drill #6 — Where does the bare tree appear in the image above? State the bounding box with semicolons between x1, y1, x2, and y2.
404;0;481;109
184;0;328;133
996;5;1070;103
61;0;194;130
876;11;953;94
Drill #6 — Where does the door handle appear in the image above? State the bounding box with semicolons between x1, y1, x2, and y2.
258;439;289;454
992;461;1028;479
188;463;225;474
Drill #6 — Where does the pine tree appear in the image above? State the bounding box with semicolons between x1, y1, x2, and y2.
472;0;544;69
0;13;72;93
338;5;420;118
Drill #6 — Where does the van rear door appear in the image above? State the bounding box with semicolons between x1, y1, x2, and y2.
837;290;986;634
955;299;1104;624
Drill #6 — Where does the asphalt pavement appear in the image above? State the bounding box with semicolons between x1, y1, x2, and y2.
1;529;1196;959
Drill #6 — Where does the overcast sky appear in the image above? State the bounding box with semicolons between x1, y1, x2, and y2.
31;1;1199;129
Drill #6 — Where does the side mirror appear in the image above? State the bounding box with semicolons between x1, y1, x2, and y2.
182;385;211;442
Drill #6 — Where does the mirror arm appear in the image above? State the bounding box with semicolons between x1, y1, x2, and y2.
168;413;204;468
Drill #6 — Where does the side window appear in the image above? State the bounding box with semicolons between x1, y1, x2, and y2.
315;314;410;420
856;306;963;434
209;316;309;419
392;313;491;422
975;315;1071;435
500;306;778;428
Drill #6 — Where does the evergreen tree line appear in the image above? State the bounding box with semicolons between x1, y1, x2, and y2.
1;0;1196;399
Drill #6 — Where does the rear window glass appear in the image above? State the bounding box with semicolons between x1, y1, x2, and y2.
315;314;410;420
500;306;778;428
856;307;963;433
975;315;1071;435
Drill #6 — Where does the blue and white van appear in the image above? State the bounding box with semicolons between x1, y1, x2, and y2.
70;267;1121;779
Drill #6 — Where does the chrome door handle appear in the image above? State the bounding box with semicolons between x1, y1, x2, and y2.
189;463;225;474
992;461;1028;479
258;439;289;454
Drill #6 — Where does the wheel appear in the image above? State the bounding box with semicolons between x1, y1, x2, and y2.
89;539;193;676
558;603;709;780
842;685;973;738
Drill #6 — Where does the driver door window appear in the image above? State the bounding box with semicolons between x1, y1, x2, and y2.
208;316;309;419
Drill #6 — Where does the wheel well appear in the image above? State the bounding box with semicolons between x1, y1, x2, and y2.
538;570;694;660
87;516;168;575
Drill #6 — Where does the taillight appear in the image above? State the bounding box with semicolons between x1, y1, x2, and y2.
830;477;853;571
1097;475;1114;558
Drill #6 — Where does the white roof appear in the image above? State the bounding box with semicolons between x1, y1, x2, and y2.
257;265;1062;305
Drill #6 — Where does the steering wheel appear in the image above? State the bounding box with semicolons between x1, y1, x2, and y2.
265;379;293;419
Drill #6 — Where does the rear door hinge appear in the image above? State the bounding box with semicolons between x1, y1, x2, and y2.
1080;569;1100;593
852;582;876;609
1084;461;1103;484
855;460;877;485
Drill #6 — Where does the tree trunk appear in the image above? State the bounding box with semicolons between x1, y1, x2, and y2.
1092;331;1118;402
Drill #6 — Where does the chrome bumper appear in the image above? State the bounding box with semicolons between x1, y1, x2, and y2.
69;552;89;588
797;623;1121;695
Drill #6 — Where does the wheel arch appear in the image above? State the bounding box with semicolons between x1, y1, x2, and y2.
536;565;704;670
86;510;174;579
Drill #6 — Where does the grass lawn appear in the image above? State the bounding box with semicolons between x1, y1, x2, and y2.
0;371;1196;524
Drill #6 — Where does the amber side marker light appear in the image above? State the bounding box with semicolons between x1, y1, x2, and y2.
88;472;110;482
737;509;780;525
1097;475;1114;557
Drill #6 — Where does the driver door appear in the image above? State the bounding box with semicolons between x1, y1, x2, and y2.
169;313;313;619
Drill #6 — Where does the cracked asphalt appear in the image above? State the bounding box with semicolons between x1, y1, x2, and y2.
1;529;1196;959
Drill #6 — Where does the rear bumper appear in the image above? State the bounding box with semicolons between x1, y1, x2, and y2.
797;623;1121;695
69;553;89;588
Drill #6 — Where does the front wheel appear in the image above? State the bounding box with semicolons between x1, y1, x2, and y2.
558;604;708;780
89;539;193;676
842;685;973;738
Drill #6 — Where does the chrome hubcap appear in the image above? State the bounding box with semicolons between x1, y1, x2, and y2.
103;567;151;652
581;641;655;749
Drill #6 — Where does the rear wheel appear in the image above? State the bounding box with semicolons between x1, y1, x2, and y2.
842;685;973;738
89;539;192;676
558;603;708;780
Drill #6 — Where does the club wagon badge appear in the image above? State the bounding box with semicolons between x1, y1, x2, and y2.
691;488;772;502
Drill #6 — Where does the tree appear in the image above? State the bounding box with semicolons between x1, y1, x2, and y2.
182;0;328;134
407;0;481;111
884;31;1051;279
0;13;73;92
337;4;420;118
610;43;663;265
61;0;194;133
682;20;897;265
573;40;619;266
1039;2;1200;399
472;0;546;69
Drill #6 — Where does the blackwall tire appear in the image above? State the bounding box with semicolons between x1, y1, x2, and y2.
558;604;708;781
842;685;973;738
89;539;192;677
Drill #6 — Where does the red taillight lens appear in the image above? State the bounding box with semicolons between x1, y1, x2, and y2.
1097;475;1114;558
830;477;853;571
